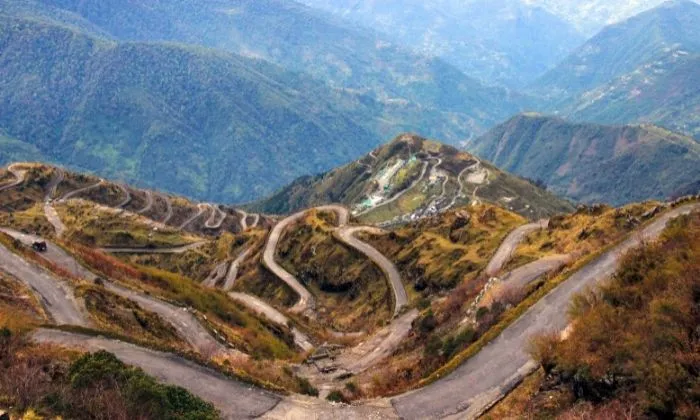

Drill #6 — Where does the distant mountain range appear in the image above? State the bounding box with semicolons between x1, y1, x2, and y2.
532;0;700;139
0;0;698;206
297;0;585;88
0;0;526;202
465;114;700;205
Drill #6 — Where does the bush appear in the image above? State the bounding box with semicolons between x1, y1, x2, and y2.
326;390;348;404
296;376;319;397
69;351;219;419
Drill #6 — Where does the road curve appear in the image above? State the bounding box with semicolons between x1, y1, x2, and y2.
500;254;571;291
0;241;89;326
336;226;408;316
263;205;349;313
204;204;226;230
60;179;104;201
137;190;154;214
116;184;132;208
229;292;313;352
160;193;173;224
391;203;699;419
179;204;207;230
0;163;28;192
203;262;228;288
32;329;280;419
485;220;548;277
44;168;67;236
45;167;65;200
237;209;249;231
222;246;252;291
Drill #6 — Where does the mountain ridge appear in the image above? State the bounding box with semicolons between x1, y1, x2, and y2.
465;114;700;205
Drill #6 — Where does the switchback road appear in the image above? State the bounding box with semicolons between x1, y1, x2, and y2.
485;219;548;277
391;203;699;419
0;241;89;326
0;163;27;192
336;226;408;316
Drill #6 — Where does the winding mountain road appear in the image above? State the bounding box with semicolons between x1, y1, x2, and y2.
160;193;173;224
203;262;228;288
444;160;480;211
179;203;207;230
237;209;249;231
485;220;548;277
229;292;313;352
0;241;89;326
263;206;350;313
0;163;27;192
336;226;408;316
222;246;252;291
137;190;154;214
116;184;132;208
32;329;280;419
2;229;226;355
44;168;66;237
204;204;226;230
60;179;104;201
27;202;699;419
391;203;699;419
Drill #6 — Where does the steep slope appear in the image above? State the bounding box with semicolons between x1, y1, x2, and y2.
565;52;700;139
17;0;521;141
0;133;45;164
532;0;679;34
533;0;700;99
251;134;574;222
297;0;584;87
0;15;405;203
466;114;700;205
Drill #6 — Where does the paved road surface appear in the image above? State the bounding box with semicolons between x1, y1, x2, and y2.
179;204;207;230
105;280;227;354
45;167;64;200
43;168;67;236
229;292;313;351
0;242;89;326
237;209;249;231
500;254;571;291
2;228;226;354
32;329;280;419
485;220;548;277
336;226;408;316
203;262;228;288
204;204;226;229
222;247;252;291
0;163;27;192
116;184;132;208
60;180;104;201
137;190;154;214
263;205;350;313
160;193;173;224
391;203;699;419
341;309;418;374
100;241;207;254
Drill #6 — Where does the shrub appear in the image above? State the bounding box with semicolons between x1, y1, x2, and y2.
326;390;348;404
